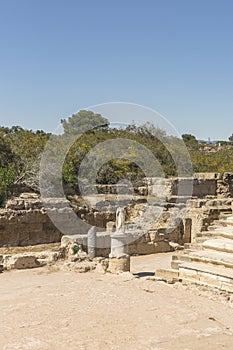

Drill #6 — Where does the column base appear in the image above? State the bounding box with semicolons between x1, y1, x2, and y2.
108;256;130;274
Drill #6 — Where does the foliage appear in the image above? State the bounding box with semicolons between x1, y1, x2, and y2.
0;133;18;168
0;126;50;200
190;148;233;173
71;244;80;254
0;167;17;205
61;110;109;135
182;134;199;150
1;112;233;205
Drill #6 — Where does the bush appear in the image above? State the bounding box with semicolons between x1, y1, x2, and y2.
0;167;17;206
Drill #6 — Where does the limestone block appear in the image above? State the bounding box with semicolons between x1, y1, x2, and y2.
128;242;138;255
136;242;156;254
171;260;182;269
169;242;184;251
156;268;179;280
61;235;76;248
77;250;88;260
220;282;233;293
19;193;39;199
154;241;172;253
217;275;233;284
5;199;25;210
108;257;130;273
179;267;199;281
36;251;59;264
95;258;109;273
3;254;40;270
198;271;222;288
96;247;110;257
203;239;233;253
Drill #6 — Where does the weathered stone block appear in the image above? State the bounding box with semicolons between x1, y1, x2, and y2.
199;271;222;288
108;257;130;273
156;268;179;280
3;254;40;270
179;267;199;280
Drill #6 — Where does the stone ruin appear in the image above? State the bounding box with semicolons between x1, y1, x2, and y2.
156;202;233;293
1;172;233;276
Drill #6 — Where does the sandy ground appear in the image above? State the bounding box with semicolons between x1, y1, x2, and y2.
1;253;233;350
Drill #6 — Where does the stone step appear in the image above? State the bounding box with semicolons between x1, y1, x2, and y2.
202;238;233;254
196;231;215;238
156;261;233;292
207;225;223;231
155;268;179;281
219;212;233;219
197;230;233;240
196;235;233;245
208;226;233;234
183;248;195;254
178;261;233;292
210;220;233;227
170;260;179;269
214;220;233;227
195;237;213;244
172;250;233;269
190;249;233;265
184;243;204;250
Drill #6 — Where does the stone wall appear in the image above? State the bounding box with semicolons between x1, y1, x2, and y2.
1;172;233;254
147;173;233;199
0;194;62;246
0;194;116;247
84;173;233;199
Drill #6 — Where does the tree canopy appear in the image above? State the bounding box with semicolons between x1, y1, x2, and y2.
61;110;109;136
0;112;233;206
182;134;199;150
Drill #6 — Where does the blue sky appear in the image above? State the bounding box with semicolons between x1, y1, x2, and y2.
0;0;232;140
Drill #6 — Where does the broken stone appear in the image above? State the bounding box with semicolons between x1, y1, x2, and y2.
3;254;40;270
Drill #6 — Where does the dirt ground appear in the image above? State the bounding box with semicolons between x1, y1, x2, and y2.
1;253;233;350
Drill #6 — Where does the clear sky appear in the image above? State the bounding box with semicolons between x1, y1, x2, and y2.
0;0;232;140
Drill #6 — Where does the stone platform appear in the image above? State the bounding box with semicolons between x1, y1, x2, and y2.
156;208;233;293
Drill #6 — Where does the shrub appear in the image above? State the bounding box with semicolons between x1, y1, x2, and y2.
0;167;17;206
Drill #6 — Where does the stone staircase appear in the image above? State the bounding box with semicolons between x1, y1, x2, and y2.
156;211;233;293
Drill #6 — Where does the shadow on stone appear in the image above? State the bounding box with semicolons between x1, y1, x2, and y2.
134;271;154;278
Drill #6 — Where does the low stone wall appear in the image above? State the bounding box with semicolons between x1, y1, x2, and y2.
0;194;67;246
61;233;173;258
94;173;233;199
0;210;62;246
148;173;233;199
0;194;116;247
1;173;233;254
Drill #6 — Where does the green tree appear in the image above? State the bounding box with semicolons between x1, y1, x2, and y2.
0;125;50;192
61;110;109;136
182;134;199;150
0;134;17;168
0;167;17;205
